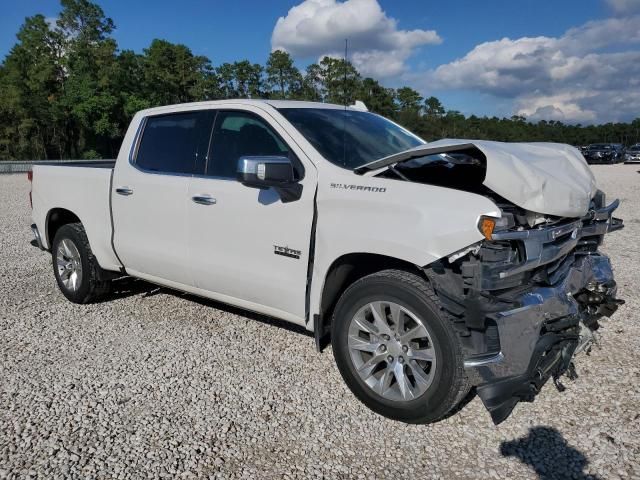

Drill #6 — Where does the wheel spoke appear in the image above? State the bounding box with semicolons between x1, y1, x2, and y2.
393;361;414;400
368;302;392;336
407;347;435;362
357;353;386;379
352;314;376;336
373;367;394;395
348;334;380;353
62;240;73;259
400;323;429;343
408;360;432;389
390;303;404;333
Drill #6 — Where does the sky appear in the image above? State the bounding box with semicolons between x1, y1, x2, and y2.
1;0;639;124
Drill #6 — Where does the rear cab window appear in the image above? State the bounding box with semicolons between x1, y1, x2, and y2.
134;111;214;175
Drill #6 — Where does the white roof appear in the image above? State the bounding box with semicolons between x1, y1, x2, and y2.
137;99;359;117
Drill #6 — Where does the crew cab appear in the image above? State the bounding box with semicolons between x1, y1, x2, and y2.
29;100;624;424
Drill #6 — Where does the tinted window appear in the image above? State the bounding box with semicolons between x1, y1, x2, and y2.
207;111;293;178
135;111;213;174
278;108;424;170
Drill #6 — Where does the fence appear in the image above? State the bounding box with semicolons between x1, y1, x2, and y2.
0;159;113;174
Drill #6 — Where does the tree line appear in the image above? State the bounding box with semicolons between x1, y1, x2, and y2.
1;0;639;161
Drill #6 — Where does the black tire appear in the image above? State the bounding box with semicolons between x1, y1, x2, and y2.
52;223;111;304
331;269;470;424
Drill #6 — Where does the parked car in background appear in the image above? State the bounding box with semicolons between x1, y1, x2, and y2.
28;100;624;425
583;143;624;164
624;144;640;163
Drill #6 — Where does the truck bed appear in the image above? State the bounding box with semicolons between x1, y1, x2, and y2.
31;163;122;272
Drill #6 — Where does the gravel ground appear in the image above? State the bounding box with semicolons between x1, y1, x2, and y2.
1;165;639;479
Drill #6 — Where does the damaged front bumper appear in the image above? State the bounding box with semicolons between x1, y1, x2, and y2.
428;197;624;424
468;253;622;424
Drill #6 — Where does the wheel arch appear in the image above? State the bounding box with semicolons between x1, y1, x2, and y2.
46;208;82;248
314;252;427;352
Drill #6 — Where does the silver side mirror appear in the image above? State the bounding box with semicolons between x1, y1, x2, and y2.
237;156;295;187
236;156;302;203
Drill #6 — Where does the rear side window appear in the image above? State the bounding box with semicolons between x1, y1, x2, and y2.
207;111;295;178
135;111;214;174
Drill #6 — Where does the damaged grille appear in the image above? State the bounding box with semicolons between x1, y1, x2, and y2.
463;195;623;291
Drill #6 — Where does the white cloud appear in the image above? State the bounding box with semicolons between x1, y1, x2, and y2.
271;0;441;78
424;16;640;123
606;0;640;14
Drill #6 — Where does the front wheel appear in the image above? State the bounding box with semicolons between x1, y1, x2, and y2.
52;223;111;304
331;269;469;424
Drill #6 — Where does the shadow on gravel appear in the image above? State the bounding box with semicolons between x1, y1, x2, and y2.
500;426;600;480
106;276;313;338
176;290;313;338
106;277;161;301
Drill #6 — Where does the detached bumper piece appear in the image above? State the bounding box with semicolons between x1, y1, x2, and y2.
430;197;624;425
470;254;622;424
476;200;623;424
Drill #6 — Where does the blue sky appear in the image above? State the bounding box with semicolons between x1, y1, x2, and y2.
2;0;638;123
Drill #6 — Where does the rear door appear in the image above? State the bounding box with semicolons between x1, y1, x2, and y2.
112;110;214;285
187;107;317;323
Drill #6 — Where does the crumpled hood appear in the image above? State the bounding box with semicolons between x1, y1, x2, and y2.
364;139;597;218
429;139;596;217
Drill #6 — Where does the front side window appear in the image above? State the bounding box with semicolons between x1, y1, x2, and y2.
278;108;424;170
135;111;213;174
207;111;294;178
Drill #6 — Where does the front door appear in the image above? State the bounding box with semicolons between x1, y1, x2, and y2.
187;107;317;323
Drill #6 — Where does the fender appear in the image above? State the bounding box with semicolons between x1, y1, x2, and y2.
307;165;501;337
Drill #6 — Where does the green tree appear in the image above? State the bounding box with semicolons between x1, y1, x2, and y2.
318;56;361;104
266;50;301;99
143;39;215;106
233;60;264;98
356;78;396;117
3;0;640;160
300;63;323;101
216;61;264;98
396;87;423;112
56;0;122;157
0;15;64;159
424;96;445;118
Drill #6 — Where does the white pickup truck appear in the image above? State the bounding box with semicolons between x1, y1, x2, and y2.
29;100;624;424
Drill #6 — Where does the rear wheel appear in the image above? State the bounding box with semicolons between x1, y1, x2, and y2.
331;269;469;423
52;223;111;304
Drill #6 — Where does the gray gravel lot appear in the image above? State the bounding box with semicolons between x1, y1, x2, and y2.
1;165;639;479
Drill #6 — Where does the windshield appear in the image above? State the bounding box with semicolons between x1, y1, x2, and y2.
589;144;612;150
278;108;424;169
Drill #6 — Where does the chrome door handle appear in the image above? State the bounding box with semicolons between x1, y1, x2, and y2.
192;195;217;205
115;187;133;196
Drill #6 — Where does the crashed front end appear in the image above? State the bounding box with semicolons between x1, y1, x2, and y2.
425;193;624;424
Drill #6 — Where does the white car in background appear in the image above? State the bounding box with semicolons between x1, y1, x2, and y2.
624;144;640;163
